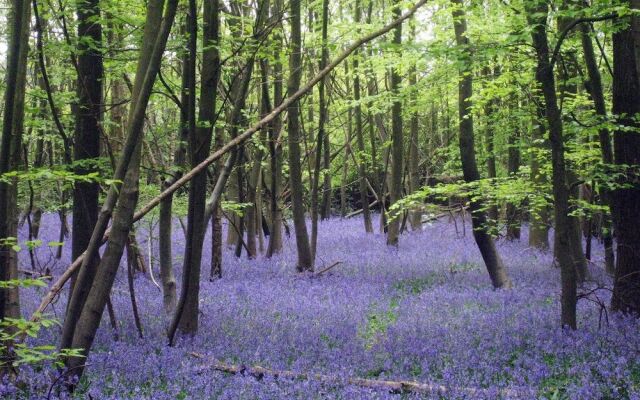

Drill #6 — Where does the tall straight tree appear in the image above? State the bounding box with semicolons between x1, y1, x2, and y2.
288;0;314;271
353;0;373;233
611;0;640;315
386;0;404;247
580;21;615;274
266;0;285;257
173;0;201;335
451;0;511;288
525;0;577;328
310;0;330;258
72;0;103;297
0;0;31;342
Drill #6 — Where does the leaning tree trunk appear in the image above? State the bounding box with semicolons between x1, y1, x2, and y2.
451;0;511;289
526;2;577;328
611;0;640;315
386;0;404;247
64;0;179;380
288;0;314;272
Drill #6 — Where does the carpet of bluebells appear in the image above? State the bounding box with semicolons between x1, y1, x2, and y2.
4;213;640;399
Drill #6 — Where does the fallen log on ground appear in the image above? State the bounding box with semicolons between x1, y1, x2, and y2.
191;357;526;397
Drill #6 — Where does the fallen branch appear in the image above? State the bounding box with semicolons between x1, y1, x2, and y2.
345;201;379;218
27;0;428;326
315;261;343;276
193;359;525;397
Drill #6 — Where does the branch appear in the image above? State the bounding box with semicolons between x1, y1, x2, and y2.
550;13;617;70
191;357;525;397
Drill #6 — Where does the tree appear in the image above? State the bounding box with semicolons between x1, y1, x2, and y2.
611;0;640;315
71;0;103;304
386;0;404;247
288;0;314;271
451;0;511;289
352;0;373;233
0;0;31;349
525;0;577;328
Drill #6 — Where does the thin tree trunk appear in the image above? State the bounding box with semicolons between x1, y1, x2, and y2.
580;22;615;274
529;105;550;250
288;0;314;271
386;0;404;247
310;0;330;259
175;0;206;335
407;22;421;231
505;120;521;240
266;0;285;257
526;2;577;328
452;0;511;289
353;0;373;232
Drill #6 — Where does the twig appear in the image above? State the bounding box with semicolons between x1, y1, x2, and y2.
315;261;343;276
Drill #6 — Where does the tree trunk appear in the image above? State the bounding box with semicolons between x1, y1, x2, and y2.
386;0;403;247
71;0;103;303
1;0;30;336
175;0;207;335
353;0;373;232
505;120;521;240
64;0;179;379
580;22;615;274
288;0;314;272
451;0;511;289
310;0;330;259
611;0;640;315
526;2;576;328
266;0;285;257
529;105;550;250
407;23;421;231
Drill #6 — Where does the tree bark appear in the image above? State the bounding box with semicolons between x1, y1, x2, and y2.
529;105;550;250
310;0;330;259
611;0;640;315
526;1;577;328
451;0;511;289
505;120;521;240
288;0;314;271
353;0;373;233
71;0;103;303
0;0;30;348
386;0;404;247
64;0;179;379
266;0;285;257
580;22;615;274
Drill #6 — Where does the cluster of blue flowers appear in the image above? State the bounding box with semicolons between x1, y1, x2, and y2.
7;214;640;399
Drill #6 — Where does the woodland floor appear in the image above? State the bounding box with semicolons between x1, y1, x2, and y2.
8;214;640;399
